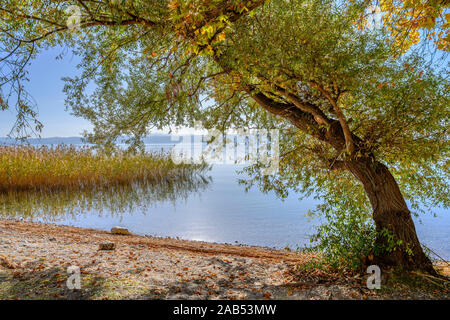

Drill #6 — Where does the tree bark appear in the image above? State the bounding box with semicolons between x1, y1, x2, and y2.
345;158;436;274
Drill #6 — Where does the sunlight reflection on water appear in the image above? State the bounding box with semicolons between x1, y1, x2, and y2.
1;142;448;258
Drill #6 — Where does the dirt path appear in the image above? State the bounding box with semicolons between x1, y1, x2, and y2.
0;220;448;300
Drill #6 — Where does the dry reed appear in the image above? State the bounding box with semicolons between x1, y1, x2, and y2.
0;145;204;193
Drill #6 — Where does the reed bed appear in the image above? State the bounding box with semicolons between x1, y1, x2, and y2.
0;144;206;193
0;171;210;220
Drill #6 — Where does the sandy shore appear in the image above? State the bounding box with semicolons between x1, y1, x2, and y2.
0;219;448;300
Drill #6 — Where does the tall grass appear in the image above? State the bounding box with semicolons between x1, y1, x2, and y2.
0;145;206;193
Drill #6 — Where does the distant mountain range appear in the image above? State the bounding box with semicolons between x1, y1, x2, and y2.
0;134;206;145
0;137;86;145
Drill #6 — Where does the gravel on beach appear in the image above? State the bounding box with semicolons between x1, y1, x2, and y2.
0;220;448;300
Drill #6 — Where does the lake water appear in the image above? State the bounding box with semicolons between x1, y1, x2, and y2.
1;141;449;259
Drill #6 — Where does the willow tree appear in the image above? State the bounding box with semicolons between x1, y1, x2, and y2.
0;0;448;273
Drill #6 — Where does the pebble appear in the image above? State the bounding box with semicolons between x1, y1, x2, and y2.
99;242;116;251
110;227;131;236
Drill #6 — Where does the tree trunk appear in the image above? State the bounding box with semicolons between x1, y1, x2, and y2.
345;158;436;274
245;86;436;273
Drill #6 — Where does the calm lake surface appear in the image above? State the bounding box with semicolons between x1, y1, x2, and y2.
2;140;449;259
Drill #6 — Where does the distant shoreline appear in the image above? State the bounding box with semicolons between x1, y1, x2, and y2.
0;134;202;146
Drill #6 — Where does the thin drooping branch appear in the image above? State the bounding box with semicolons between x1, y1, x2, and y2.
0;3;159;45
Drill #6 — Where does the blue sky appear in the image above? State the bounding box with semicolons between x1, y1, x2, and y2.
0;47;201;138
0;47;92;137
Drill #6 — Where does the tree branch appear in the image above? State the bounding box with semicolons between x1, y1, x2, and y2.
310;81;355;154
273;85;332;126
